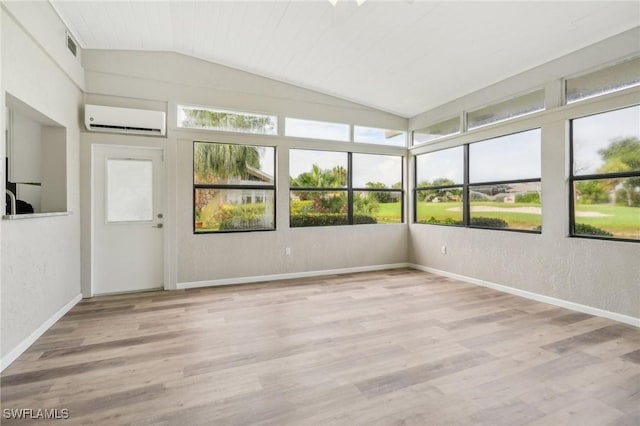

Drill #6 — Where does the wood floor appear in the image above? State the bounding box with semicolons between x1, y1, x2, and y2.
2;269;639;425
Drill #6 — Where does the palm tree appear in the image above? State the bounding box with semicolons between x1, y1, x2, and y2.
290;164;346;211
290;164;347;188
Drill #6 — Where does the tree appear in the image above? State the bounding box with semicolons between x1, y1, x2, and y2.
290;164;344;188
431;178;456;187
575;180;608;204
416;178;460;202
597;137;640;207
365;182;392;203
184;109;274;134
194;143;260;184
290;164;347;212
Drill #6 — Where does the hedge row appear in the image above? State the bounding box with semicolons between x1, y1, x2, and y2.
290;214;376;227
418;216;509;228
418;217;614;236
574;223;613;236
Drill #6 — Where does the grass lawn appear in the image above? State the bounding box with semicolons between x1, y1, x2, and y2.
417;201;542;230
372;202;402;224
416;201;462;222
575;203;640;239
414;200;638;238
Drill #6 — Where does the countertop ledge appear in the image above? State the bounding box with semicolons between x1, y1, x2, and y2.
3;211;72;220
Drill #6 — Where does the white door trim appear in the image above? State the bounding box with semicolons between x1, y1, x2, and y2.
90;144;168;296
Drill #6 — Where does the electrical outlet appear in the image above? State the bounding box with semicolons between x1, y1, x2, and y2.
440;245;447;255
285;247;291;256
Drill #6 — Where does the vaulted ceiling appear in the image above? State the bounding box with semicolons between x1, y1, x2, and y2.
51;1;639;118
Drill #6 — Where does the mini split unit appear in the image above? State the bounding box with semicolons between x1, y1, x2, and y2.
84;104;166;136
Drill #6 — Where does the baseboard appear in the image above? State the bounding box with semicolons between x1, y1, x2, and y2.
410;264;639;328
1;293;83;372
177;263;411;290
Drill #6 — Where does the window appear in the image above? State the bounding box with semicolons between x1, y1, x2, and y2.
193;142;275;233
414;129;542;232
178;105;277;135
566;57;640;104
413;116;461;145
467;90;545;130
290;149;403;227
354;126;406;147
570;105;640;241
415;146;464;225
352;154;403;223
285;118;350;141
469;129;541;231
107;159;153;223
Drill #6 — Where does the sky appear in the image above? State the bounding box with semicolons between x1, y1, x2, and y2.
469;129;541;182
572;105;639;175
286;118;350;142
354;126;406;147
289;149;402;187
416;129;541;184
416;145;464;184
257;146;275;177
352;153;402;187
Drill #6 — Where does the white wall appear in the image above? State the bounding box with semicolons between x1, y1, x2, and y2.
409;79;640;320
1;3;83;362
81;50;409;294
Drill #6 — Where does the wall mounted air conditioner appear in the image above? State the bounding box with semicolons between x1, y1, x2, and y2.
84;104;166;136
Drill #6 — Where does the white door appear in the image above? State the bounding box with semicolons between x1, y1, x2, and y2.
92;145;164;295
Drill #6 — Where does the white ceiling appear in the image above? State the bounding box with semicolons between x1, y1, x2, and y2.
51;1;639;118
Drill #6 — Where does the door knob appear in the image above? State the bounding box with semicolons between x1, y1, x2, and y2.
152;223;163;228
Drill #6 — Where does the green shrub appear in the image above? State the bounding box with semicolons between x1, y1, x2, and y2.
575;180;608;204
290;200;314;215
215;203;268;230
469;217;508;228
290;214;376;227
574;223;613;236
354;196;379;216
353;215;377;225
515;192;541;203
418;216;509;228
290;214;347;227
418;216;460;225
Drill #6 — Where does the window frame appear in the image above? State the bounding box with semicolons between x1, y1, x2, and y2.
284;117;351;142
466;89;546;131
568;105;640;243
565;56;640;105
193;141;277;234
178;104;278;136
412;116;462;146
413;146;466;227
414;129;542;234
289;149;404;227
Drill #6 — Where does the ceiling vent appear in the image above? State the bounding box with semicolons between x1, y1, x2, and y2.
85;105;167;136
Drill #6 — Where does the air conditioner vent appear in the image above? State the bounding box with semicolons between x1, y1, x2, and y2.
66;32;77;57
84;104;166;136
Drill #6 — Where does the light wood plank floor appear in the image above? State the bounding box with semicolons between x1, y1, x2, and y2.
2;269;639;425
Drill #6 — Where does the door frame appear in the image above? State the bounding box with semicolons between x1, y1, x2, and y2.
90;143;169;296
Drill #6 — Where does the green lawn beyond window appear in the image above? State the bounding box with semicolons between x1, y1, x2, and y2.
417;201;542;231
574;203;639;240
417;201;638;237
